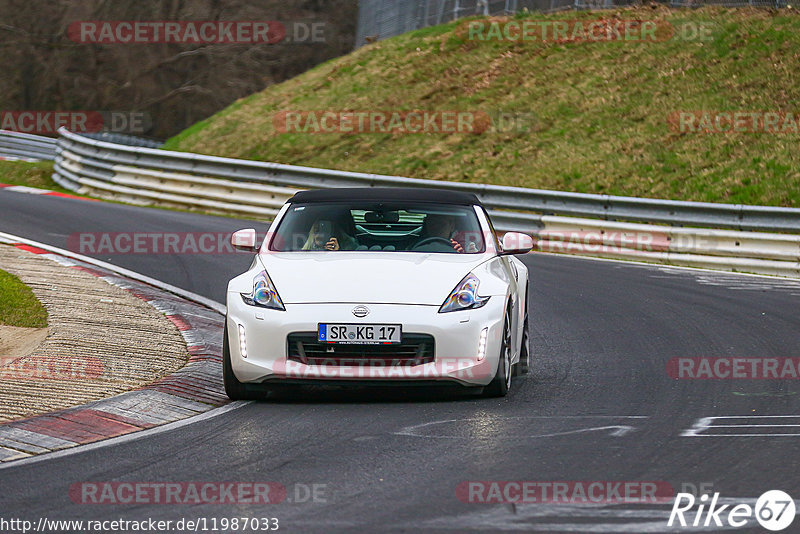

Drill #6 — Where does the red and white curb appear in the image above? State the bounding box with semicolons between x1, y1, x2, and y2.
0;182;97;202
0;237;232;464
0;156;41;162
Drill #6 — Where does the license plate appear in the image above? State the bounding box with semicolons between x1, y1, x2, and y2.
318;323;402;344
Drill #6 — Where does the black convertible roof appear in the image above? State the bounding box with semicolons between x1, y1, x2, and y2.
288;187;482;206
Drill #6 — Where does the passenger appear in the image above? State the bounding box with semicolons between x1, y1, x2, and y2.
414;214;464;253
302;218;358;251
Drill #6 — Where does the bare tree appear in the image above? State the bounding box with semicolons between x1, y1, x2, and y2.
0;0;357;138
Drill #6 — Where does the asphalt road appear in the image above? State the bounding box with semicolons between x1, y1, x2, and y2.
1;189;799;533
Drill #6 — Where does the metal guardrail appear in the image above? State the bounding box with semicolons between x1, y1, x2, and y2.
0;130;163;162
537;215;799;277
79;132;163;149
0;130;57;161
49;128;800;277
54;127;800;235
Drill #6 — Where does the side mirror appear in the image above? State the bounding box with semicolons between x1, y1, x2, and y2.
231;228;258;252
500;232;534;255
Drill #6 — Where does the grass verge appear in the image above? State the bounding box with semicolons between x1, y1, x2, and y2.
0;267;48;328
0;160;72;193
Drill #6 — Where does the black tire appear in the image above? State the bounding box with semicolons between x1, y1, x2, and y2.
483;311;512;397
515;313;531;376
222;324;263;401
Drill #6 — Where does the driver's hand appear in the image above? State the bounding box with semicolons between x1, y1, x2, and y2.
325;237;340;251
450;239;464;253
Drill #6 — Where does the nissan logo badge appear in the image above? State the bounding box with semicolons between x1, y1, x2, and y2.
352;305;369;318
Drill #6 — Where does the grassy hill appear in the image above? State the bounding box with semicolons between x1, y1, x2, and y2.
164;7;800;207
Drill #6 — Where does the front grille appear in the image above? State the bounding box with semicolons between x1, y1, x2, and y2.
287;333;434;367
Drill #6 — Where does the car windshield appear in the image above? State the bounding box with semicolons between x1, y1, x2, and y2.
269;202;487;253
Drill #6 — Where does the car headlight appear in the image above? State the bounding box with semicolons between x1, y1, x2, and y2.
439;273;490;313
240;270;285;311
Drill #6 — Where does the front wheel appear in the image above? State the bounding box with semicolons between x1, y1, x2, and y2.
222;324;263;401
514;313;531;376
483;312;512;397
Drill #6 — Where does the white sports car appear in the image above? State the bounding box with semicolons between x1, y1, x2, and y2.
224;187;533;399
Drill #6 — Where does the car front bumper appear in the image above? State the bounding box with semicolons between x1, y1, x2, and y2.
225;296;506;387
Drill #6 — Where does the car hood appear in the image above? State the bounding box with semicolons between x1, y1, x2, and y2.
258;252;490;305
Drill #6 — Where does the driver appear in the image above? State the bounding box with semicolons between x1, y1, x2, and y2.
416;214;464;253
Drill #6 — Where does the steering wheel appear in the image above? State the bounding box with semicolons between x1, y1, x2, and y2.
411;237;454;251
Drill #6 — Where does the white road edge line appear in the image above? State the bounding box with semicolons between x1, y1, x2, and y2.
0;231;226;314
0;401;250;471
